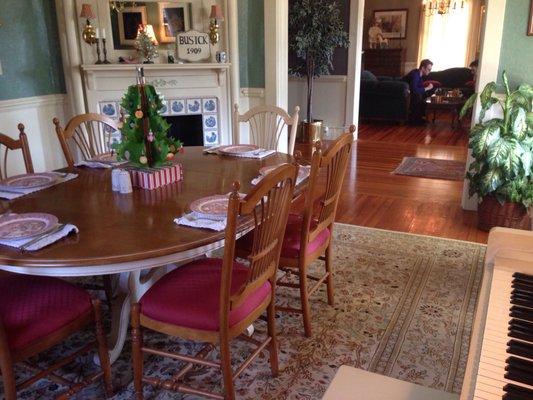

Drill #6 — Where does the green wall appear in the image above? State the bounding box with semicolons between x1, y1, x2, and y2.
0;0;65;101
497;0;533;89
238;0;265;88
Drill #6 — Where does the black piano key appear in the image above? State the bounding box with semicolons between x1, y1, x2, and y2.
514;272;533;285
503;383;533;400
509;318;533;333
506;356;533;376
512;282;533;295
511;297;533;309
511;291;533;303
505;367;533;387
507;339;533;359
510;305;533;324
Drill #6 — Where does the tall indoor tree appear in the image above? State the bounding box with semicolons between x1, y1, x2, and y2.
289;0;349;138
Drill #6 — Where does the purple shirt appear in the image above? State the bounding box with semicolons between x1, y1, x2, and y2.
405;69;425;96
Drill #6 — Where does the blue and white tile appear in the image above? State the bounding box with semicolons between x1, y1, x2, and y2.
203;114;218;130
187;99;201;114
100;102;118;118
170;99;186;115
159;101;169;115
202;98;217;113
204;131;219;145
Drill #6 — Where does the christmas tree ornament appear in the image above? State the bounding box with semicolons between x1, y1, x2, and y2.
147;131;154;142
166;152;174;160
135;110;143;119
139;155;148;164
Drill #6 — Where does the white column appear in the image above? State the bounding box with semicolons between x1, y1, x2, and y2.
461;0;507;210
56;0;86;116
344;0;365;139
264;0;288;151
227;0;240;124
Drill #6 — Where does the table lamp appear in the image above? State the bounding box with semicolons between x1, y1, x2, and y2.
209;5;224;45
80;4;97;44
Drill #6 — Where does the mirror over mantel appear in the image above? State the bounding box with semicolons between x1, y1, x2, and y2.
76;0;228;64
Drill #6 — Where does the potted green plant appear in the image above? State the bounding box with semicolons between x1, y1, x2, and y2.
460;71;533;231
289;0;349;142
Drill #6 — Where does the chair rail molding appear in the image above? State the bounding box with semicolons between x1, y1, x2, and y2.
0;94;66;112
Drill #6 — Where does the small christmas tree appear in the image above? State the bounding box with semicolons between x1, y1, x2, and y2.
114;68;182;168
135;25;158;63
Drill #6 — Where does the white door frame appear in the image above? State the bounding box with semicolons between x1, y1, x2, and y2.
461;0;507;210
345;0;365;139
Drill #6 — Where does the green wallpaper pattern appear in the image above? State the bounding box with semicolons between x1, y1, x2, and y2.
0;0;65;101
238;0;265;88
497;0;533;89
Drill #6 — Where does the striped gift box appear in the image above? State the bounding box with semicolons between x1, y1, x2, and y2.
129;163;183;190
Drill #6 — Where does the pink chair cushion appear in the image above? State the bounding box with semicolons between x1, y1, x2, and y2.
0;273;92;350
139;258;271;331
237;214;331;259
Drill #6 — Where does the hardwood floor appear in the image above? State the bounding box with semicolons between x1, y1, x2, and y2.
297;118;489;244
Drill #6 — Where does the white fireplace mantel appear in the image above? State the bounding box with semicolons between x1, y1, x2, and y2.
81;63;232;146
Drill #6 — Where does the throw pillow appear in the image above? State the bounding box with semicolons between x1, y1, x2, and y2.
423;80;442;88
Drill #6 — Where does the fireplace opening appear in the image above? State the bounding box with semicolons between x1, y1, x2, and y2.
163;115;204;146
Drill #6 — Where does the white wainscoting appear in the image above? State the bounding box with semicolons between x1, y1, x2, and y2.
0;94;68;176
288;75;348;129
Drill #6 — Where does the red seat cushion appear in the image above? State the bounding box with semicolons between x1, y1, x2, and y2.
0;273;92;350
423;80;442;88
237;214;331;259
139;258;271;331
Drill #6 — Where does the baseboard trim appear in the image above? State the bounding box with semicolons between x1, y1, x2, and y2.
289;75;347;83
0;94;67;112
241;87;265;98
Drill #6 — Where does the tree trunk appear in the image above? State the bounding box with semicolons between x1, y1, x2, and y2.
306;57;314;123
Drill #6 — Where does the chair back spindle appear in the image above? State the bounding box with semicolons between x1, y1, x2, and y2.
0;124;34;180
54;113;118;167
302;131;354;246
234;104;300;155
221;164;298;321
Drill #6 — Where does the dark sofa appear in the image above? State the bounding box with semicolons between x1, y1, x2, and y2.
423;67;475;95
359;71;410;123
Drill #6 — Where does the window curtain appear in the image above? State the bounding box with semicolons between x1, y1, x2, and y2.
417;1;481;70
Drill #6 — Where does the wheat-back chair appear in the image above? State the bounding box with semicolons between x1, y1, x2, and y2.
53;113;119;167
233;104;300;155
0;124;34;180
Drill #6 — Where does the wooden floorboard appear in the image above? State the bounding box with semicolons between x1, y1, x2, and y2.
297;118;489;244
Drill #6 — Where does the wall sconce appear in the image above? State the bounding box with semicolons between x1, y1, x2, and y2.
209;5;224;45
80;4;97;44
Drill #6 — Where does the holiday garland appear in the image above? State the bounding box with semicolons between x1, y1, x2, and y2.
114;83;182;168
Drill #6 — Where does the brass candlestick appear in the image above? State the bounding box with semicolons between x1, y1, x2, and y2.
102;38;111;64
95;38;103;64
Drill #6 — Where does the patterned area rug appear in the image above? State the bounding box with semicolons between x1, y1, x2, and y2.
6;224;485;399
393;157;466;181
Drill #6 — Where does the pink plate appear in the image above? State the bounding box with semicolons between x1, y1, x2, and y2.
218;144;259;155
190;195;231;216
0;173;58;189
0;213;59;241
259;165;310;181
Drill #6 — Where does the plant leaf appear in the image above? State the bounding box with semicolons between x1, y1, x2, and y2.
469;123;501;158
518;84;533;102
460;93;477;119
502;71;510;95
510;107;527;139
480;82;496;109
486;137;513;167
479;168;503;195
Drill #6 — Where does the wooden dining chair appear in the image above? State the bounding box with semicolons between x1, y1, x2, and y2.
130;164;298;400
53;113;119;168
238;130;354;337
233;104;300;155
0;124;34;180
0;272;113;399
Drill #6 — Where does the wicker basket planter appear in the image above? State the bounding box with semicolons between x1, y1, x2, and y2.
477;195;531;231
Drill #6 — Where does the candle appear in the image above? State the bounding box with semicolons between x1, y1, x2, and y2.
95;28;100;39
102;28;106;39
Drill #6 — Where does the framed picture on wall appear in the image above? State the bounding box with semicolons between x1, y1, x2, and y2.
373;9;408;39
117;6;147;46
527;0;533;36
158;2;192;43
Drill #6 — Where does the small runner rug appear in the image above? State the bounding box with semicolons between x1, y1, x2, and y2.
393;157;466;181
6;224;485;399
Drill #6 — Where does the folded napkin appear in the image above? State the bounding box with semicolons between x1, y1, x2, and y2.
0;223;78;251
75;159;128;169
204;146;276;160
251;165;311;185
174;211;227;231
203;145;223;154
0;173;78;201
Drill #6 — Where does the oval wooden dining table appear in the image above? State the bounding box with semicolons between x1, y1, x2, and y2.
0;147;295;362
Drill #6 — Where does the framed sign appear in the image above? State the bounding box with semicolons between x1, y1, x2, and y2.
158;2;192;43
373;9;408;39
117;6;147;46
176;30;210;62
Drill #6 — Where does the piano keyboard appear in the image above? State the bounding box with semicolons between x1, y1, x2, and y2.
473;270;533;400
